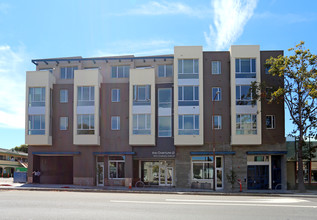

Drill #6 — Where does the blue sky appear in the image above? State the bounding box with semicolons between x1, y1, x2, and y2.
0;0;316;149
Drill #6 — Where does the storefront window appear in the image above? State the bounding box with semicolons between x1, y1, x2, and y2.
311;162;317;183
108;156;125;179
192;156;213;180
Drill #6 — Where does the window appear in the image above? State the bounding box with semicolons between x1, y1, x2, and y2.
178;59;199;79
265;65;271;74
178;115;199;135
60;89;68;103
60;67;78;79
212;115;222;129
111;89;120;102
265;87;273;101
109;156;125;179
236;85;254;105
158;65;173;77
111;116;120;130
28;87;45;107
192;156;213;180
60;117;68;130
178;86;199;106
28;115;45;135
133;85;151;105
111;65;130;78
236;114;257;135
212;87;221;101
77;114;94;134
77;86;94;106
266;115;275;129
39;68;53;73
158;88;172;108
133;114;151;135
158;116;172;137
212;61;221;74
235;58;256;78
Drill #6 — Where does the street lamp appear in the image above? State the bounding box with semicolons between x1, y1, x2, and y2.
212;90;220;191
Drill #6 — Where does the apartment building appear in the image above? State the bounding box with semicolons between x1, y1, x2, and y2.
25;46;286;191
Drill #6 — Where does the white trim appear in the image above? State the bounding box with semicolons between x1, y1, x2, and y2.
178;79;199;86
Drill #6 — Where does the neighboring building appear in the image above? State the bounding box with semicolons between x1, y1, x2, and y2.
25;45;286;191
0;148;28;177
286;136;317;189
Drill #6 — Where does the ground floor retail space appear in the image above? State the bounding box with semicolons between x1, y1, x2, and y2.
29;150;287;191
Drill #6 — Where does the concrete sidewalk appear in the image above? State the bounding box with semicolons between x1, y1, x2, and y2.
1;178;317;198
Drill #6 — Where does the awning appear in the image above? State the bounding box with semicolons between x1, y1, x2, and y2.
246;151;287;155
190;151;235;155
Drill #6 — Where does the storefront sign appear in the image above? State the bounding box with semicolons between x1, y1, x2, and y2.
152;151;175;158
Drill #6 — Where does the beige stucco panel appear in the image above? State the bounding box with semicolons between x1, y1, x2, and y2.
129;68;155;146
25;71;55;145
73;69;102;145
173;46;204;146
230;45;262;145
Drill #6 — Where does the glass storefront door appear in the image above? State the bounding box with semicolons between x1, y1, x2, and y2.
97;162;104;186
141;161;174;186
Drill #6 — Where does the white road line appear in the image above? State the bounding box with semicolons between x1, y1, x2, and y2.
166;198;308;204
110;200;317;208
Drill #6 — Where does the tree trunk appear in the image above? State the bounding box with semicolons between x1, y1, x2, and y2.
297;135;306;192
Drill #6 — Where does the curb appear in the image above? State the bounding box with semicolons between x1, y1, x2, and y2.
1;186;317;198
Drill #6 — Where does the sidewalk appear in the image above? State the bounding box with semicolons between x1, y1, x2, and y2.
1;178;317;198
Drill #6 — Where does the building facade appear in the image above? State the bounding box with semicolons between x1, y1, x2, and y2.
25;45;286;191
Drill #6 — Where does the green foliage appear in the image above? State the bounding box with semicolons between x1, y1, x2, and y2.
252;41;317;192
226;169;237;189
12;144;28;153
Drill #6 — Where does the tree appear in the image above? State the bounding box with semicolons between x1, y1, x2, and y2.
12;144;28;153
252;41;317;192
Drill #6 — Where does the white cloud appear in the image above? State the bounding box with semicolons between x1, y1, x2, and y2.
94;40;174;57
204;0;258;50
117;1;212;18
0;45;30;129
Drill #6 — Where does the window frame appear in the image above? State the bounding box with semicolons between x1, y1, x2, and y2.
158;64;173;77
236;85;254;105
28;87;45;107
266;115;275;129
191;156;214;180
77;114;95;135
235;58;256;78
111;89;120;102
212;115;222;130
60;89;68;103
211;61;221;74
212;87;221;101
60;66;78;79
108;156;125;179
111;65;130;78
77;86;95;106
158;88;172;108
132;114;151;135
236;114;257;135
111;116;120;130
158;116;172;137
178;114;199;135
178;59;199;74
178;86;199;106
28;115;45;135
60;117;68;130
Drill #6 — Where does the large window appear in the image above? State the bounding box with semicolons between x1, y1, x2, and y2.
178;115;199;135
133;114;151;135
28;115;45;135
178;59;199;79
158;88;172;108
266;115;275;129
111;89;120;102
61;66;78;79
111;65;130;78
212;115;222;130
111;116;120;130
60;89;68;103
212;87;221;101
77;114;94;134
133;85;151;105
236;114;257;135
192;156;213;180
77;86;94;106
28;87;45;107
236;85;254;105
212;61;221;74
235;58;256;78
60;117;68;130
158;65;173;77
178;86;199;106
109;156;125;179
158;116;172;137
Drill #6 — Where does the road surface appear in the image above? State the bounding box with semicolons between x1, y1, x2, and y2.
0;191;316;219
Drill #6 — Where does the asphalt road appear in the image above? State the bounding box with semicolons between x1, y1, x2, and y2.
0;191;316;220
